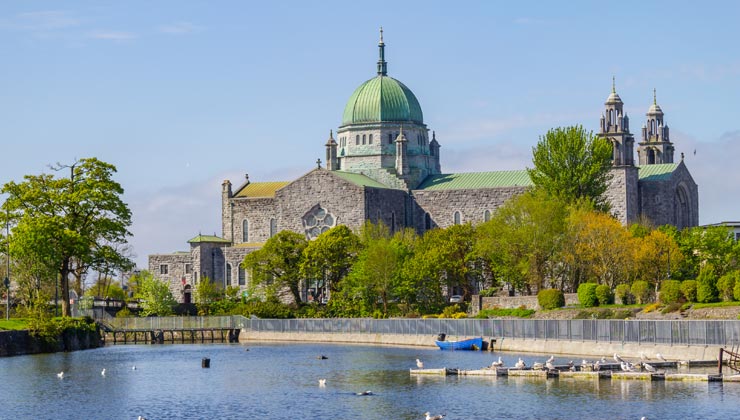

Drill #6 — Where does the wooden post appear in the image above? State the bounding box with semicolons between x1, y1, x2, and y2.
719;348;724;376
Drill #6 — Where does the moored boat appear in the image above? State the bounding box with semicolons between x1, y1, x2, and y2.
435;337;483;351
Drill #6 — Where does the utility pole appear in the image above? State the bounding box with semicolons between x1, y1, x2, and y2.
4;208;10;320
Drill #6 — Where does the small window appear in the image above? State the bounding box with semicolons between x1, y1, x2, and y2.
270;218;277;237
362;134;366;145
391;212;396;232
238;267;246;286
369;134;373;144
185;263;192;274
356;135;359;145
160;264;169;275
424;213;432;230
388;133;393;144
484;210;491;222
242;219;249;242
453;211;461;225
226;263;232;286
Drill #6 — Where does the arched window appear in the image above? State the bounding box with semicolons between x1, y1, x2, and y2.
484;210;491;222
362;134;366;145
238;267;246;286
270;218;277;238
368;134;373;144
388;133;393;144
453;211;461;225
391;212;396;232
226;263;232;286
242;219;249;242
424;213;432;230
356;135;359;145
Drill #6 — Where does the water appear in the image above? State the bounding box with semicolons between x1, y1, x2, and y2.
2;343;740;420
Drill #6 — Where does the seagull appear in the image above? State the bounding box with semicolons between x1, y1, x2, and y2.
514;358;526;369
545;360;555;371
600;357;607;363
594;360;601;371
425;412;446;420
416;358;424;369
532;361;544;370
656;353;667;362
614;353;625;363
355;390;373;396
101;369;106;376
491;356;504;368
57;371;64;379
643;363;656;373
318;379;326;387
138;416;148;420
317;355;328;360
546;355;555;364
132;365;137;370
640;352;649;362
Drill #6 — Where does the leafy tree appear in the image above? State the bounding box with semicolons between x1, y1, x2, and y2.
194;276;223;315
681;280;698;303
564;209;634;290
577;283;598;307
717;271;738;301
300;225;361;302
84;277;126;301
630;280;651;304
475;190;568;294
242;230;307;304
135;271;176;316
595;284;613;305
614;283;632;305
696;264;719;303
527;125;613;211
1;158;132;316
659;280;683;304
633;229;682;289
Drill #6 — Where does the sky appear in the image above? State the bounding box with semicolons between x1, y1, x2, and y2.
2;1;740;269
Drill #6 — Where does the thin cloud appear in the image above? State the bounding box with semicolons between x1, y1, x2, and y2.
448;110;592;143
89;30;136;41
158;21;202;35
513;17;547;25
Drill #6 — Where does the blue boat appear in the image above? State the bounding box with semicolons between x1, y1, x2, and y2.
435;337;483;351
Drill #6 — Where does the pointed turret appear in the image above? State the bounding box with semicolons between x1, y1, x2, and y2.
395;125;409;176
377;27;387;76
325;130;338;170
638;89;674;164
597;77;634;166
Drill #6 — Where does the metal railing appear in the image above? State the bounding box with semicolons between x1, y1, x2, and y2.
237;318;740;347
104;316;236;330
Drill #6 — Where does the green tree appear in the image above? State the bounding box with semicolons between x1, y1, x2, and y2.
242;230;308;304
696;264;719;303
135;271;176;316
194;276;222;315
717;271;738;301
1;158;132;316
475;190;568;294
630;280;651;304
84;277;127;301
300;225;361;301
527;125;613;210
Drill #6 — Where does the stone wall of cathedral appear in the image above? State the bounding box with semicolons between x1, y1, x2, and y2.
605;166;639;225
412;187;528;230
230;197;279;244
638;164;699;229
364;187;410;231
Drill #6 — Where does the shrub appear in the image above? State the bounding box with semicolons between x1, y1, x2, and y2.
614;284;632;305
659;280;683;304
681;280;698;302
478;288;498;297
696;264;718;303
642;302;661;313
115;306;132;318
574;309;632;319
475;308;535;318
537;289;565;310
717;271;738;301
577;283;599;307
595;285;613;306
735;277;740;302
630;281;651;304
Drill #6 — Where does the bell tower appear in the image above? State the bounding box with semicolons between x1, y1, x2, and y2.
597;77;635;166
637;89;674;165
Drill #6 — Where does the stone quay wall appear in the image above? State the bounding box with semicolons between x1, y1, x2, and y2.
0;328;102;357
478;293;580;311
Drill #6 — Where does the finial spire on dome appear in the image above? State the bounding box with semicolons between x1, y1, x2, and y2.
653;88;657;105
377;27;387;76
612;76;616;93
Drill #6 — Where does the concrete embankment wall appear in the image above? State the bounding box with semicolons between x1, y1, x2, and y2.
0;329;102;357
240;330;722;361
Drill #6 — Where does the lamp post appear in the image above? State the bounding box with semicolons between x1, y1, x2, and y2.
5;209;10;320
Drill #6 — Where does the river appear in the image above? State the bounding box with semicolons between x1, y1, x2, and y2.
1;342;739;419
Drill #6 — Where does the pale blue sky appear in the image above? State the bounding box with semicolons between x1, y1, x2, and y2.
2;1;739;268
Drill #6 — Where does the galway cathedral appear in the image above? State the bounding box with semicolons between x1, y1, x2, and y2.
149;31;698;303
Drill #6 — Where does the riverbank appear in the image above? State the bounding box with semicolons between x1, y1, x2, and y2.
0;328;102;357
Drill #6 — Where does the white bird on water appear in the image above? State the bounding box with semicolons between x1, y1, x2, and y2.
101;369;106;376
640;352;649;362
546;355;555;364
613;353;625;363
57;371;64;379
416;358;424;369
132;365;137;370
355;390;373;396
594;360;601;371
545;360;555;371
643;363;656;373
656;353;667;362
424;412;445;420
318;379;326;387
515;358;526;369
491;356;504;368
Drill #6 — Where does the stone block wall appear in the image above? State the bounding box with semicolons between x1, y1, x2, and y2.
365;187;409;231
478;293;579;311
231;197;278;244
605;166;639;224
412;186;527;231
639;162;698;229
148;252;193;302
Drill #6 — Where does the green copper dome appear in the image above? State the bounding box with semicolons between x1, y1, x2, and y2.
341;76;424;126
341;29;424;126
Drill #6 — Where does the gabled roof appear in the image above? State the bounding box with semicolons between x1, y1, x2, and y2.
234;181;290;198
187;234;231;244
638;163;679;181
332;171;390;188
416;170;533;191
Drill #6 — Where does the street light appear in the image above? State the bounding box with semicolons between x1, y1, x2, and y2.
5;209;9;320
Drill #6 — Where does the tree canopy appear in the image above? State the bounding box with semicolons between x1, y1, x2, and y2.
1;158;133;316
527;125;613;211
241;230;308;304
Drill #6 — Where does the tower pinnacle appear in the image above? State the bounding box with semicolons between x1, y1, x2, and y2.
377;27;387;76
612;76;616;93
